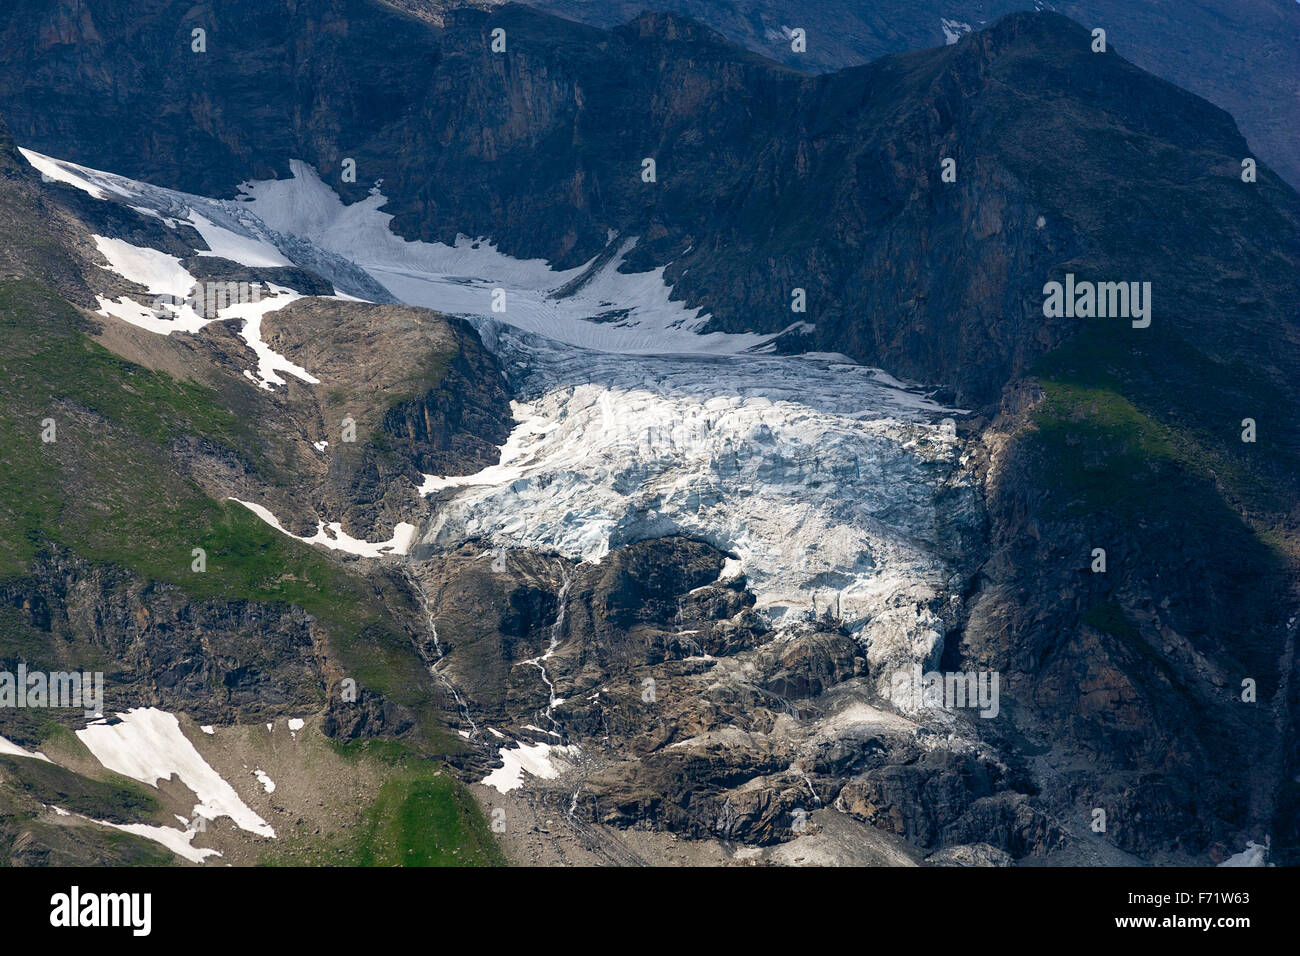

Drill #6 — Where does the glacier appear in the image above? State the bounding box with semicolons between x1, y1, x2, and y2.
420;325;981;656
25;148;984;687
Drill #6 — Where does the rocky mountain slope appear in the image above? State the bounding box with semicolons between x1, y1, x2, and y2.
0;1;1295;866
0;116;509;864
522;0;1300;193
0;3;1292;409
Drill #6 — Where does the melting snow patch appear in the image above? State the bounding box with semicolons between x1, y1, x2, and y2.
0;735;52;762
253;769;276;794
940;18;971;44
287;718;304;731
222;287;317;388
93;818;222;864
93;236;196;298
200;725;215;735
187;210;292;267
482;741;579;794
231;498;416;557
88;234;315;387
75;707;275;838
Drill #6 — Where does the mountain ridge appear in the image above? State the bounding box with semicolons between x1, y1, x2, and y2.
0;3;1293;409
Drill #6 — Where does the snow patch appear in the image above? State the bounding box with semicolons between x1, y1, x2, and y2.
940;18;971;44
231;498;417;557
1220;839;1270;867
93;235;195;298
222;287;317;388
187;210;293;267
75;707;274;838
92;818;222;864
89;234;314;387
0;735;51;762
482;741;579;794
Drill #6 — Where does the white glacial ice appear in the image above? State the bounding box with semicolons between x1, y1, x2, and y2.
419;328;980;645
235;160;787;355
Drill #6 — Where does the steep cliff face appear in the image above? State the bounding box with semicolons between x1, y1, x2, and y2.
1;547;324;723
967;405;1296;858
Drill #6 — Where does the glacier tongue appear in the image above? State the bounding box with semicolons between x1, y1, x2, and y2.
420;327;982;664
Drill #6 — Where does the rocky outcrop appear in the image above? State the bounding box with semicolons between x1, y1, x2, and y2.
420;535;1060;858
0;547;324;724
255;299;513;538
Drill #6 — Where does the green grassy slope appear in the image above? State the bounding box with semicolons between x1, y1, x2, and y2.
0;277;499;865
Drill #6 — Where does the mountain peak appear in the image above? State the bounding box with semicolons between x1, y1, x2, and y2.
620;9;729;44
